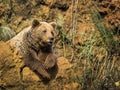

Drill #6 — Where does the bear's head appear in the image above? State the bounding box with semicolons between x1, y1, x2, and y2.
30;19;56;47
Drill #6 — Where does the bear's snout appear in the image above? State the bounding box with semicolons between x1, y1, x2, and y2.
49;37;54;45
50;37;54;42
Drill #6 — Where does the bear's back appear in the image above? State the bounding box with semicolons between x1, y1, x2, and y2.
7;26;31;53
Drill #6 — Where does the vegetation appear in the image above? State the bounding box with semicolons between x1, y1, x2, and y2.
56;1;120;90
0;0;120;90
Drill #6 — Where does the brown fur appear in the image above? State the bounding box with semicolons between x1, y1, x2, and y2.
8;19;58;79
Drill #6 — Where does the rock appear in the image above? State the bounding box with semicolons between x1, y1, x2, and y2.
64;82;80;90
22;67;40;82
0;41;22;89
56;57;73;78
0;27;16;41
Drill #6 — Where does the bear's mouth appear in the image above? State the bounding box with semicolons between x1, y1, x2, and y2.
40;41;53;47
47;41;53;46
46;38;54;46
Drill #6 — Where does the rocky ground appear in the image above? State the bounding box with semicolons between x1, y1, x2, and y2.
0;0;120;90
0;41;75;90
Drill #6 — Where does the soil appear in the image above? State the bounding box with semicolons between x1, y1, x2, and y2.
0;0;120;90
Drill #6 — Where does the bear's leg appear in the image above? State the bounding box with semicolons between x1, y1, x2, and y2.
23;58;51;79
29;48;40;60
44;53;57;69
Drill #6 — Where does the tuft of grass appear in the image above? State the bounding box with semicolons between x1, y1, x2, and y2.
57;13;74;57
91;10;116;54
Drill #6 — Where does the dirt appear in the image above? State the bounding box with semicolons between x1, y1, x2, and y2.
0;0;120;90
96;0;120;31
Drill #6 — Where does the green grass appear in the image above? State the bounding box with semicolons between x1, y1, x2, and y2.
91;11;116;54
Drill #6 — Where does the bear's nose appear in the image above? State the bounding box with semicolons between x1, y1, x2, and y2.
50;37;54;41
49;37;54;44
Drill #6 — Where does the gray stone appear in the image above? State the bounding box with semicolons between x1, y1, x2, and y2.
0;27;16;41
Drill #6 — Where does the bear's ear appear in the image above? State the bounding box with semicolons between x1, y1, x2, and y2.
49;22;57;29
32;19;40;28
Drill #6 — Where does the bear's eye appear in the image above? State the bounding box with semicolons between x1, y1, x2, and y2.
43;30;47;33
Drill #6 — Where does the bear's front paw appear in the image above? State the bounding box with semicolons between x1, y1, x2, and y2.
42;73;51;79
37;65;51;79
44;54;57;69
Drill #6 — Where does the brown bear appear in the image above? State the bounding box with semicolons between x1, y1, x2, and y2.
7;19;58;80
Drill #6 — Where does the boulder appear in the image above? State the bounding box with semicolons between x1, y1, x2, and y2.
0;27;16;41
